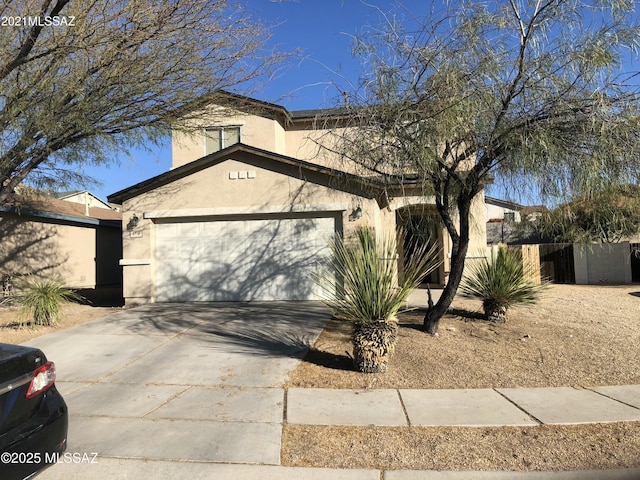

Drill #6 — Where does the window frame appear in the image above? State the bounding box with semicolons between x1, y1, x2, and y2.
204;126;241;155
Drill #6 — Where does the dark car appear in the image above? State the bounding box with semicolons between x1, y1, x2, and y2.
0;343;68;479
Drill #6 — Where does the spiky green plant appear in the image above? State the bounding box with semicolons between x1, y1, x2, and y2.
315;226;440;324
18;277;81;327
460;247;546;323
314;226;440;372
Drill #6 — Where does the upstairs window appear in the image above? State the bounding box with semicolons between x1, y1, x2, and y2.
205;126;240;155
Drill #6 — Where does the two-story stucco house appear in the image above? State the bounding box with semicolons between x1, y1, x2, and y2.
108;93;487;305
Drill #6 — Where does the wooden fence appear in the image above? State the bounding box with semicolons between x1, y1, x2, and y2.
518;244;542;284
502;243;574;284
489;242;639;284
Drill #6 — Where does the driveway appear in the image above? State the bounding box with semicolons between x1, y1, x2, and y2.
24;302;334;479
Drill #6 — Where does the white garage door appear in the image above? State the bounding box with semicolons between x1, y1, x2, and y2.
155;214;337;301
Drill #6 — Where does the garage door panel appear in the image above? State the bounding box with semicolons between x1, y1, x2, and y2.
155;215;336;302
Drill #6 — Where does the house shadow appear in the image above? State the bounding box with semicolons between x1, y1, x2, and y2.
293;317;356;371
121;302;332;361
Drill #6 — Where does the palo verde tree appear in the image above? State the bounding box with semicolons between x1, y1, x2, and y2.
326;0;640;334
0;0;280;202
533;184;640;243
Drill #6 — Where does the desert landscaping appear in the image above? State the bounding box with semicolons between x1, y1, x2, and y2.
1;284;639;472
282;284;640;471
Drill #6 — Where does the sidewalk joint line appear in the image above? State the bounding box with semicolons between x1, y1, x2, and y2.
396;389;411;426
586;386;640;411
95;320;204;383
142;385;192;418
493;388;544;425
282;387;288;425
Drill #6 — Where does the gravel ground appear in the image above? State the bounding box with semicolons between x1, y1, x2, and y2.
0;303;121;344
282;284;640;471
282;423;640;471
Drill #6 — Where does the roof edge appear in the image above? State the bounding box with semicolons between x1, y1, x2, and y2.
107;143;384;204
0;205;121;227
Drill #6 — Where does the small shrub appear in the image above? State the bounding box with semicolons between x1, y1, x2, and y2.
460;247;547;322
18;277;81;327
314;226;440;325
314;226;440;373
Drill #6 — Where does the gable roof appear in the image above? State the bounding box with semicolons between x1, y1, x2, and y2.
520;205;548;216
1;193;121;224
54;190;113;210
484;196;524;211
108;143;394;205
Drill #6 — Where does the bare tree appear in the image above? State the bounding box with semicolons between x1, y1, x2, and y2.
326;0;640;334
0;0;280;201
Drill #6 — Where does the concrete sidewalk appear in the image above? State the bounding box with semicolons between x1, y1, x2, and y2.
34;459;640;480
38;382;640;480
286;385;640;426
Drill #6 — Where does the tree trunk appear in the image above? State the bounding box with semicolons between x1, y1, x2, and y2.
423;194;473;334
422;239;469;334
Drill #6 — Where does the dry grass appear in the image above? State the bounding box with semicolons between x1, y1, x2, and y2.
283;424;640;471
283;284;640;471
0;301;120;344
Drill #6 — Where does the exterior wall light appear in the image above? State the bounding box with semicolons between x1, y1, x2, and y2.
126;213;139;231
349;206;363;222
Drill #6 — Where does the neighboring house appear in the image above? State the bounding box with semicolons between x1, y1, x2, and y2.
485;196;547;245
108;93;488;305
485;196;523;223
519;205;547;222
0;193;122;289
54;190;115;212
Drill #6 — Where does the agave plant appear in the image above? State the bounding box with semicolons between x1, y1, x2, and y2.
460;246;546;323
18;277;81;327
314;226;440;373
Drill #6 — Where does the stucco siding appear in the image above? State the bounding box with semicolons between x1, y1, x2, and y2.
0;213;121;288
120;154;384;303
172;111;286;168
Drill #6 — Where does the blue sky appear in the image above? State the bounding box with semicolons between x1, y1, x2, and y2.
88;0;422;202
83;0;638;204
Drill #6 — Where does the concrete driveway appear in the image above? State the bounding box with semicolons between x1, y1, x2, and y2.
24;302;345;480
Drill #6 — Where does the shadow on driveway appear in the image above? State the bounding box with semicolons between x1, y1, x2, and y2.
115;301;331;359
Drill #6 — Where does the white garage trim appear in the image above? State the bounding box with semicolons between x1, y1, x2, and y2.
119;258;151;266
144;203;348;219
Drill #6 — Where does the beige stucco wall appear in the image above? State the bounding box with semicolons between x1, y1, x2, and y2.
283;126;354;170
0;213;121;289
120;152;488;302
388;190;488;286
171;109;288;168
120;154;385;304
171;106;354;172
141;100;490;299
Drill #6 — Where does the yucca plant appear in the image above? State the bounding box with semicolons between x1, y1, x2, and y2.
314;226;440;373
18;277;81;327
460;247;546;323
